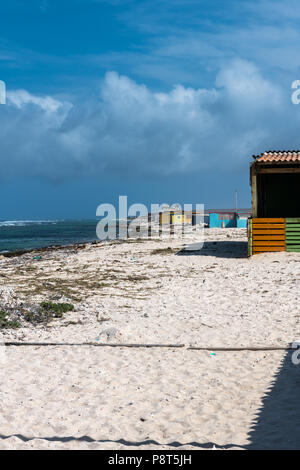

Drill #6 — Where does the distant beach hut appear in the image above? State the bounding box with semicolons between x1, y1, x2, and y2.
159;211;193;225
209;212;236;228
171;213;192;224
248;151;300;255
159;211;173;225
236;215;248;228
208;211;249;228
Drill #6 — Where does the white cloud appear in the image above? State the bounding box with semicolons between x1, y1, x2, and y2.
216;59;281;105
0;60;298;182
8;90;64;113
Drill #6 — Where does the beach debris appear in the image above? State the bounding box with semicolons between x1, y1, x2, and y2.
96;314;111;323
0;286;19;308
99;327;119;341
0;310;21;329
40;301;75;317
151;247;177;255
0;301;76;329
32;255;42;261
200;322;214;329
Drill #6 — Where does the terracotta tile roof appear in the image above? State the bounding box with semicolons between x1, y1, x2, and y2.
254;151;300;163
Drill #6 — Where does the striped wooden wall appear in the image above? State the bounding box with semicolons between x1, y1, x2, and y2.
250;218;285;255
286;218;300;252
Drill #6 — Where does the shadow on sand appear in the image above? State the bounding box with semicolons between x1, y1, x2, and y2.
177;241;248;259
0;433;242;449
2;353;298;449
246;349;300;449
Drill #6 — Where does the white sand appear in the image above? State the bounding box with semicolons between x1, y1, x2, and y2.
0;228;299;449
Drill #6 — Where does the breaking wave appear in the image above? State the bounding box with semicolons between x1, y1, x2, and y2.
0;220;60;227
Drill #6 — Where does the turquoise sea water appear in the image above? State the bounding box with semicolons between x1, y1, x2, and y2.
0;220;99;253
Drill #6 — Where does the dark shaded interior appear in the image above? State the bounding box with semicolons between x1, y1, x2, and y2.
257;172;300;217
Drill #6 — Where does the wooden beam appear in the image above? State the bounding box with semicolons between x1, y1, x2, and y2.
253;246;285;252
257;167;300;174
252;229;285;235
252;218;285;223
252;223;285;229
253;241;285;246
254;235;285;241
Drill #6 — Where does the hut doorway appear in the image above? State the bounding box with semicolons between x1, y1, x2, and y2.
257;172;300;218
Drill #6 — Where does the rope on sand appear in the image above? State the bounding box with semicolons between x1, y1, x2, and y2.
2;342;186;348
188;346;291;351
0;342;294;351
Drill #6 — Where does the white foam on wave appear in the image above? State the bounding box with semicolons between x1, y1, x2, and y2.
0;220;60;227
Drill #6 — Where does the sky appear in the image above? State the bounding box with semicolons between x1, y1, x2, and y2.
1;0;300;218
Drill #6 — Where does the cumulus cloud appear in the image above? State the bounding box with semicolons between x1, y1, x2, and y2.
0;59;298;181
8;90;63;112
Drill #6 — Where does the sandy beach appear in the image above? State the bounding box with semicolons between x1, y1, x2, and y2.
0;227;299;449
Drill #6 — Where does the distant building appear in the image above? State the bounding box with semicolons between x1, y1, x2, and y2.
208;211;249;228
159;211;198;225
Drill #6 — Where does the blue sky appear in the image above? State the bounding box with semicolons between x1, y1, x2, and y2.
1;0;300;218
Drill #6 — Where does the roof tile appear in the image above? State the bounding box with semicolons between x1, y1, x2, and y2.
254;151;300;163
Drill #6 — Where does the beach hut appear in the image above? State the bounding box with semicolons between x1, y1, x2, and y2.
159;211;173;225
208;211;249;228
159;211;193;225
248;151;300;255
171;213;192;224
209;212;236;228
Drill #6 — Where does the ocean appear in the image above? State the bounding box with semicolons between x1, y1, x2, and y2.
0;219;99;253
0;213;213;253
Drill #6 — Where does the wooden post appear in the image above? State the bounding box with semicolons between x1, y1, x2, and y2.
250;163;257;217
248;218;252;256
